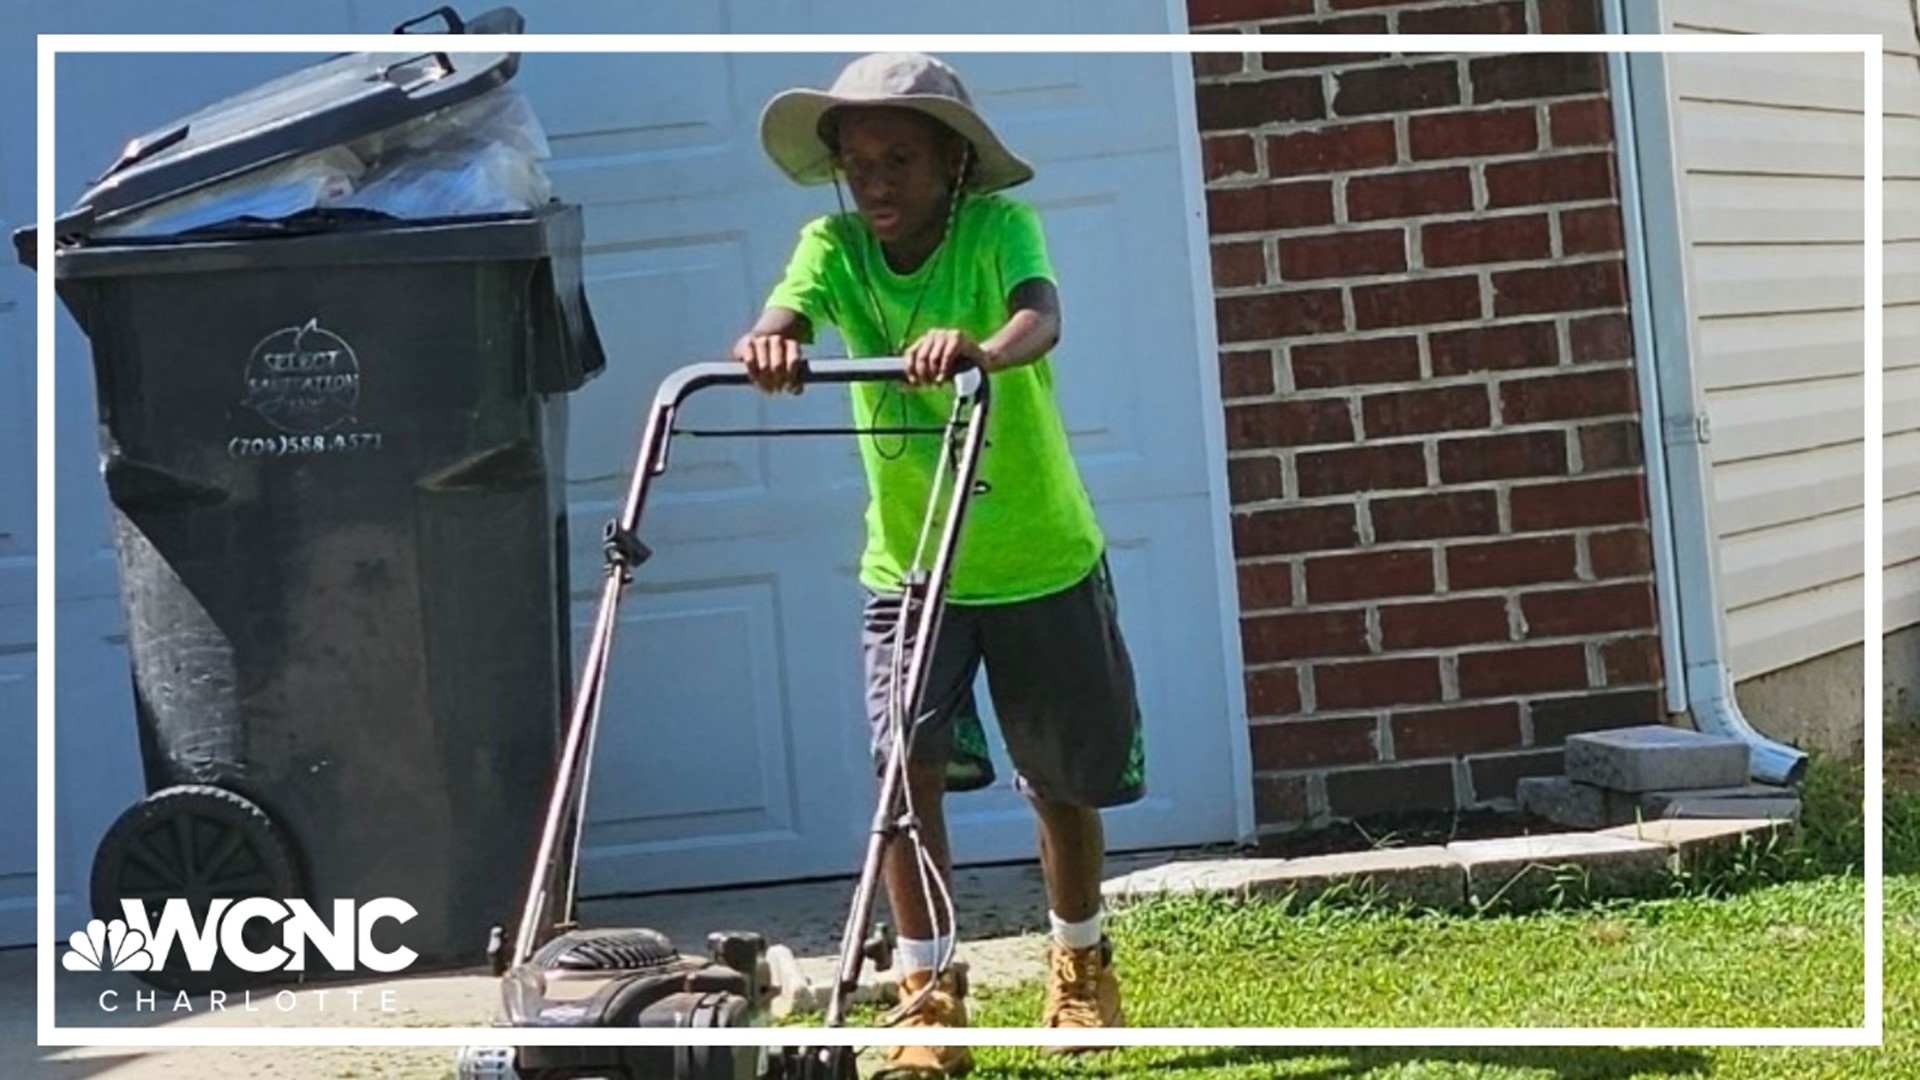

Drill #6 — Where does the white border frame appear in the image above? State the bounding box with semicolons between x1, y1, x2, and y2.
38;31;1883;1050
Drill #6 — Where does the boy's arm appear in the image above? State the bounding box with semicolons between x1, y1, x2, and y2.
903;277;1062;384
980;278;1061;372
745;306;812;342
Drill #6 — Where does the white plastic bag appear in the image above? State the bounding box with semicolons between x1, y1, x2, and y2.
333;87;553;217
93;84;554;237
93;146;365;239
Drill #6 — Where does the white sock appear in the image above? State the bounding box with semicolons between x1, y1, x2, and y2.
1049;909;1103;950
896;934;952;974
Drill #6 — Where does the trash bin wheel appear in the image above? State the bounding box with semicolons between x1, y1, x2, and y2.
89;784;302;995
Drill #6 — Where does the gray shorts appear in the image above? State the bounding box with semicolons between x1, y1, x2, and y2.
861;558;1146;808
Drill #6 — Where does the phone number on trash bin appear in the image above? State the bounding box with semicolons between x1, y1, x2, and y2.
228;433;384;458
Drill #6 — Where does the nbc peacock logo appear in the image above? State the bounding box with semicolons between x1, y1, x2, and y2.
60;898;420;977
62;918;154;973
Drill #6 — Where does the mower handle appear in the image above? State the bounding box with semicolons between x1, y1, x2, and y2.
650;357;985;412
514;355;992;969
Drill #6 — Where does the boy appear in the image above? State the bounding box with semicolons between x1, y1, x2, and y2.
735;53;1143;1075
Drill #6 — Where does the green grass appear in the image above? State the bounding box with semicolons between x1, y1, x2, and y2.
941;868;1914;1079
971;875;1867;1029
923;741;1915;1079
401;731;1914;1080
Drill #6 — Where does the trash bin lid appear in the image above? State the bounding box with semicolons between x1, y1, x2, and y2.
73;45;519;226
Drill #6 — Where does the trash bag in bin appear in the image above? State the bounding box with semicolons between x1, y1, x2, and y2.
21;7;605;994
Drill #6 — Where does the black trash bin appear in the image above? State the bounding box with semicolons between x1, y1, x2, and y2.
24;12;603;992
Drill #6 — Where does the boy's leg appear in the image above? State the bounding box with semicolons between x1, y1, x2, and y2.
1031;795;1103;923
882;756;952;941
861;590;980;1077
978;557;1144;1042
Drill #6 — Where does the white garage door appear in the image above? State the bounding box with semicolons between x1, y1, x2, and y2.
33;0;1240;942
0;21;39;948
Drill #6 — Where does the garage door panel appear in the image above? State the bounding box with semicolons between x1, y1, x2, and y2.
568;235;771;502
0;635;33;946
575;538;864;891
1035;153;1214;499
535;54;752;207
580;580;798;841
964;52;1180;164
1040;192;1141;471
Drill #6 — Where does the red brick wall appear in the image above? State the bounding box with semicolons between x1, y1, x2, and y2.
1188;0;1665;832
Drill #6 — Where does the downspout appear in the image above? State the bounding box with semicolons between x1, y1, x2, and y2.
1602;0;1810;785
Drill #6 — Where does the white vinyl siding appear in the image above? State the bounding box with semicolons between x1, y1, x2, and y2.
1884;32;1920;632
1662;0;1914;675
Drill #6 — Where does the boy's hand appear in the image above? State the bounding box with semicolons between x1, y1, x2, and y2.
904;329;988;386
734;331;805;395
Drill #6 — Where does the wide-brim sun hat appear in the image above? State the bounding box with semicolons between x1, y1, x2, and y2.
759;52;1035;193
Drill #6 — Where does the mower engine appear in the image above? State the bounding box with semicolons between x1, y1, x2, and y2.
454;926;800;1080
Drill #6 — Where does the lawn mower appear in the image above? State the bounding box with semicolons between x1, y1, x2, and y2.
456;357;991;1080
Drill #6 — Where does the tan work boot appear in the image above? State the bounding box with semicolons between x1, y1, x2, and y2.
1041;937;1122;1053
874;968;972;1078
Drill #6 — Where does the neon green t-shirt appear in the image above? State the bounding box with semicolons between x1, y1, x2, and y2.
765;193;1104;605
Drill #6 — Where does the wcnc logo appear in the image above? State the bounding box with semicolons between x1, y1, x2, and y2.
63;898;419;977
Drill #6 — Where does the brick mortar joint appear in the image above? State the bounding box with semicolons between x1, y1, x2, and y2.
1230;356;1641;384
1209;251;1627;291
1243;612;1665;636
1221;388;1643;409
1233;461;1647;483
1197;92;1620;139
1223;319;1630;347
1244;682;1664;725
1268;634;1665;664
1198;206;1627;238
